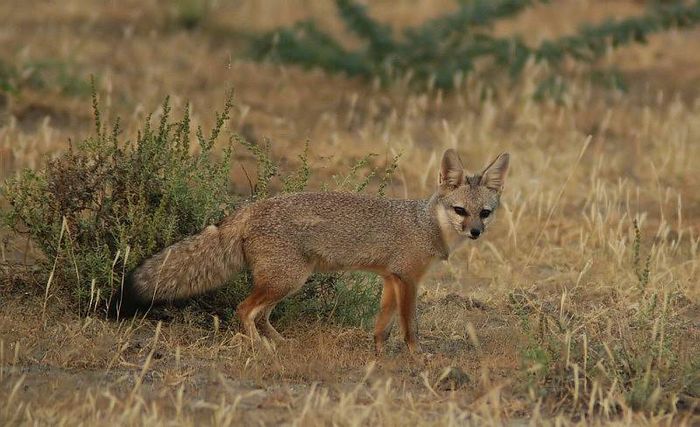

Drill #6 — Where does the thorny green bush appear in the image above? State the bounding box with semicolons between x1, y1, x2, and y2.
2;85;399;328
248;0;700;91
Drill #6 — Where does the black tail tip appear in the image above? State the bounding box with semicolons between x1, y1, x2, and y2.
107;271;148;320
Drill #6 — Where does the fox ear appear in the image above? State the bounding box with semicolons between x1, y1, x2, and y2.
438;149;464;191
480;152;510;192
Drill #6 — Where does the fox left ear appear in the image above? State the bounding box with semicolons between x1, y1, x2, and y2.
438;148;465;192
480;152;510;192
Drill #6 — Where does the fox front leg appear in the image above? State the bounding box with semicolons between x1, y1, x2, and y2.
394;277;421;353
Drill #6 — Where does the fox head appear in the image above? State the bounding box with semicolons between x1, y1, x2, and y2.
434;149;510;242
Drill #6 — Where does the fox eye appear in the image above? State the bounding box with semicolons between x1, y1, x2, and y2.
480;209;492;219
453;206;468;216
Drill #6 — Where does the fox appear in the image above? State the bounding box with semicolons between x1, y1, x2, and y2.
114;149;509;353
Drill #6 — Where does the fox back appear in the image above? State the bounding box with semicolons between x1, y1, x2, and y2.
240;192;446;274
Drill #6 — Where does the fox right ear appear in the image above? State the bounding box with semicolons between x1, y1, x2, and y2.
480;152;510;192
438;149;464;191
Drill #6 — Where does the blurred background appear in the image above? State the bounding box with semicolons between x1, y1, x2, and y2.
1;0;700;183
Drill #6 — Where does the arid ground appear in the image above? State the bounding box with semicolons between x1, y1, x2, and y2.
1;1;699;425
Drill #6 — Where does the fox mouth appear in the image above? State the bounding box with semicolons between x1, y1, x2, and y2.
467;235;479;240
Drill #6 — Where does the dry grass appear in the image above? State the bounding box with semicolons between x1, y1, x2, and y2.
1;0;699;425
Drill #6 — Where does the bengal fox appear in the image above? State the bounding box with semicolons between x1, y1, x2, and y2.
115;149;509;353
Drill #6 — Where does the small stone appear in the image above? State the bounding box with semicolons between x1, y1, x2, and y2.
436;366;471;391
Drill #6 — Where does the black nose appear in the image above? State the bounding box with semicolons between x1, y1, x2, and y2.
470;228;481;237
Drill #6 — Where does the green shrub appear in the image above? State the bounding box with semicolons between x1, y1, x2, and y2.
3;84;237;313
2;86;396;327
248;0;700;90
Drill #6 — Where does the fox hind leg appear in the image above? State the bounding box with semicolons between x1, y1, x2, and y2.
236;288;267;341
236;257;310;343
256;303;286;343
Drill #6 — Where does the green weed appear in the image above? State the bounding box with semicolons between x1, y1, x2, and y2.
3;83;236;313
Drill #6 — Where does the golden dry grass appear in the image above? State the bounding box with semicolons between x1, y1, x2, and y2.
1;0;699;425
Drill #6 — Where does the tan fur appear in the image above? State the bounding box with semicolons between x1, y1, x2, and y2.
127;207;252;304
126;149;510;352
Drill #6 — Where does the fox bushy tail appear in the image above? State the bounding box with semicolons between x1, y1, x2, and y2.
113;207;251;316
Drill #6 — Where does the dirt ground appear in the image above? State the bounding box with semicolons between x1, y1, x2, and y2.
1;0;699;425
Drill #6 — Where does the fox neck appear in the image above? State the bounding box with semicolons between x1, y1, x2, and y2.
428;196;467;256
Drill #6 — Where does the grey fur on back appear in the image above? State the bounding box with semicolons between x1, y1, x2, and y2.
245;192;449;272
